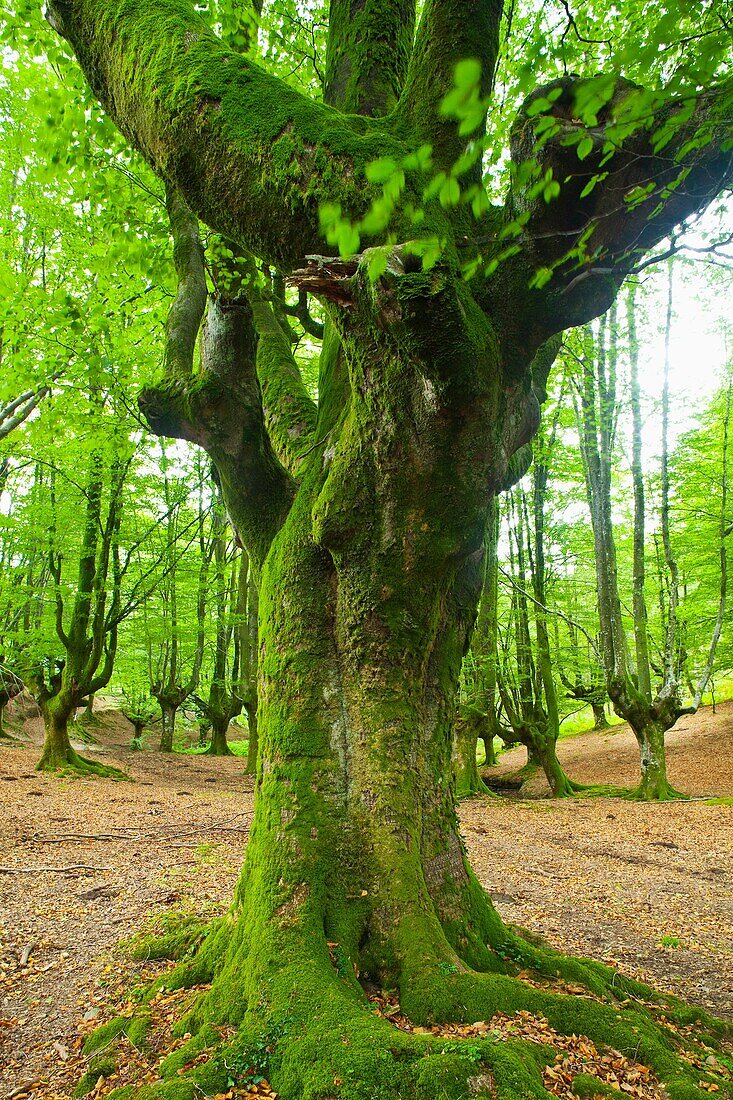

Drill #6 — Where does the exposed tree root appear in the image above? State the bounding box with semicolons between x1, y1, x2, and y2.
629;781;688;802
36;745;130;780
85;902;732;1100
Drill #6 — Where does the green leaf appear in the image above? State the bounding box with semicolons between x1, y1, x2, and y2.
337;224;360;258
383;169;405;202
439;177;461;208
423;172;447;203
454;58;482;91
471;189;491;219
529;266;554;289
577;137;594;161
365;158;397;185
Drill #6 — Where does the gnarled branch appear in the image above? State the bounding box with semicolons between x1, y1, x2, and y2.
482;75;733;371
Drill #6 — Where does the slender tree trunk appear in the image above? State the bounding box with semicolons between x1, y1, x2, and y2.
577;315;683;799
500;486;577;797
159;703;177;753
591;700;609;730
628;284;652;698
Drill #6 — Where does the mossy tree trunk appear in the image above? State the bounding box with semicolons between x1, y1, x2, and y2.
207;719;233;757
130;719;146;750
244;698;258;774
459;497;501;774
0;676;23;739
453;712;492;799
47;0;733;1093
241;568;259;773
37;690;77;771
498;483;579;796
157;700;180;753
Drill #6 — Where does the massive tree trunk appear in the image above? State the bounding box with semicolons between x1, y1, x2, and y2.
44;0;733;1094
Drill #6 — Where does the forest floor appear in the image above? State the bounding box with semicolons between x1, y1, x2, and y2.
0;701;731;1100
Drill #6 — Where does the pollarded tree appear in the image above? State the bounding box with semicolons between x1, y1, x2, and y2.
149;451;212;751
574;279;728;799
44;1;733;1097
0;663;24;739
29;440;129;774
194;493;251;757
496;478;582;797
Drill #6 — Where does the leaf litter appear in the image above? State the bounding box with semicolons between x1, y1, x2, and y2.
1;701;732;1098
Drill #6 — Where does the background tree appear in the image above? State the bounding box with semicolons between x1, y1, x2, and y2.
148;457;211;752
194;493;248;757
573;278;729;798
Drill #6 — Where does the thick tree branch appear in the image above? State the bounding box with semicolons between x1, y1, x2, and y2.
163;185;207;378
45;0;406;270
482;76;733;372
283;289;325;340
140;293;295;571
400;0;503;169
0;387;50;440
325;0;416;116
250;296;319;476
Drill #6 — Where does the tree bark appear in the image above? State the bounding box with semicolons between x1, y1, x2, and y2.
244;699;258;775
207;719;233;757
452;712;491;799
158;701;178;753
628;283;652;698
591;701;609;731
37;694;75;770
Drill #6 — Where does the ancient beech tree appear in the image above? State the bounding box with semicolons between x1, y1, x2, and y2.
46;2;733;1098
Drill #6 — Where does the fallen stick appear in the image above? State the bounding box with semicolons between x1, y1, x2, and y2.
7;1084;40;1099
19;940;35;966
0;864;112;874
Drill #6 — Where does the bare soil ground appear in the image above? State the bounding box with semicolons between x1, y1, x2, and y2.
0;702;731;1100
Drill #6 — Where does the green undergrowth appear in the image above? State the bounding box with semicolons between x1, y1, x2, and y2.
183;738;249;757
74;1052;118;1097
79;909;733;1100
